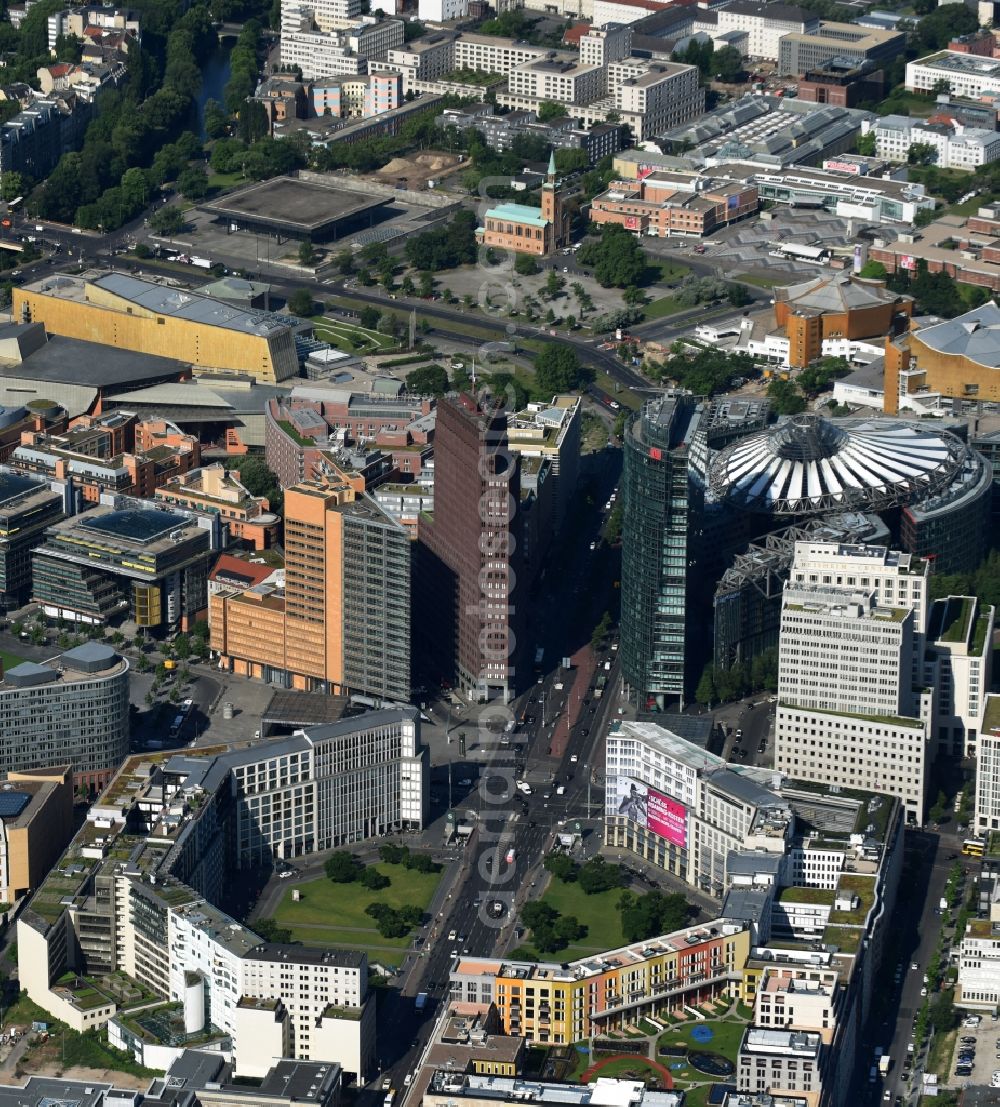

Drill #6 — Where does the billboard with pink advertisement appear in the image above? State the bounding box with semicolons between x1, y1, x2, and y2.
615;777;688;848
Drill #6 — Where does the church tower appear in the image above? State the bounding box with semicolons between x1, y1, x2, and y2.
541;150;565;252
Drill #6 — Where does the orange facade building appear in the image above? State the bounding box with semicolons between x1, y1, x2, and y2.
590;173;758;238
210;478;410;702
773;272;913;368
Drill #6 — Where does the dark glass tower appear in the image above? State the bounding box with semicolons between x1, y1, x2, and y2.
620;394;703;710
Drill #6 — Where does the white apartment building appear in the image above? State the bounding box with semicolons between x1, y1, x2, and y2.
924;596;994;758
280;30;367;77
715;0;819;61
418;0;469;21
754;967;841;1039
381;32;456;90
280;10;403;76
736;1028;825;1098
609;60;704;138
869;115;1000;170
507;58;605;105
592;0;655;24
775;542;934;825
958;916;1000;1010
579;23;632;67
976;696;1000;837
452;33;548;73
605;720;792;896
281;0;367;33
906;51;1000;99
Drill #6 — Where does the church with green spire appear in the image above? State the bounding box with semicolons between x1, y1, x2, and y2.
476;150;571;257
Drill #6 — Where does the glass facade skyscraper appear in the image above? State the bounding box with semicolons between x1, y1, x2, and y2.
620;394;703;710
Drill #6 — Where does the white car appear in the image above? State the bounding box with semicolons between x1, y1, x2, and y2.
279;869;294;879
556;785;566;795
589;541;596;550
570;754;578;763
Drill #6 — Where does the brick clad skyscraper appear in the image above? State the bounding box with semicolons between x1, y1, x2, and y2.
418;394;524;702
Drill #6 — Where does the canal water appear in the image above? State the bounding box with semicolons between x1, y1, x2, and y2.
195;40;234;139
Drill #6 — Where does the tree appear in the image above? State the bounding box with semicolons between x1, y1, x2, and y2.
401;275;416;296
515;255;539;276
577;225;647;288
150;205;185;235
406;363;450;395
578;857;624;895
859;260;887;280
535;342;590;392
537;101;568;123
254;918;293;943
177;167;209;200
359;305;381;330
325;851;362;882
1;172;24;203
287;288;315;317
713;45;744;83
930;790;947;824
619;890;688;942
907;142;937;166
173;633;191;659
591;610;612;651
203;99;229;140
856;130;877;157
767;377;806;415
379;843;407;864
360;866;391;890
418;271;435;298
298;238;316;266
405;209;477;271
545;269;565;299
544;854;579;881
727;283;751;307
696;666;717;707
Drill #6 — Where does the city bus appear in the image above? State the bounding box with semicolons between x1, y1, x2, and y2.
963;839;985;857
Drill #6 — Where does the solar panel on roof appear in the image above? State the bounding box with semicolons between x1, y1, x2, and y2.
0;791;31;819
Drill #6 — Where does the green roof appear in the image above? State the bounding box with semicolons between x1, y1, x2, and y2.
486;203;549;229
778;701;924;730
778;886;836;905
937;596;974;644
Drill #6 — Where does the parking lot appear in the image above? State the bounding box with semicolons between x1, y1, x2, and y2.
648;208;863;281
944;1013;1000;1090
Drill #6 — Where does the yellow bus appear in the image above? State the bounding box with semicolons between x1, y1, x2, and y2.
963;839;985;857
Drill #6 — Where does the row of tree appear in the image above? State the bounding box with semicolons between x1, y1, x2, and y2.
695;648;779;707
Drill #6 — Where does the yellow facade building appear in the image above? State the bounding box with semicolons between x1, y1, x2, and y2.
449;921;751;1043
13;272;299;384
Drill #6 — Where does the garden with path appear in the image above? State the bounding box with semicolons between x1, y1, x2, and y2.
567;998;752;1107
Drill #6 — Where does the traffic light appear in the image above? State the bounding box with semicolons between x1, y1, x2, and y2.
459;733;466;757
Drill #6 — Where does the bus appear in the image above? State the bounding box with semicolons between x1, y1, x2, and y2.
963;839;985;857
767;242;830;265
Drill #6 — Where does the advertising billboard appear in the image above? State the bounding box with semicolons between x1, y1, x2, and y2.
625;216;640;231
614;777;688;848
900;254;916;272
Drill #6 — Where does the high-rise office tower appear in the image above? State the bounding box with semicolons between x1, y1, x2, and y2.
418;394;523;702
775;541;933;824
212;480;410;702
620;393;704;710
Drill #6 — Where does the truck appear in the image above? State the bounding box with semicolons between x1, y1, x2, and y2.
415;992;428;1011
878;1055;890;1076
505;847;516;864
595;672;608;698
384;1091;396;1107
